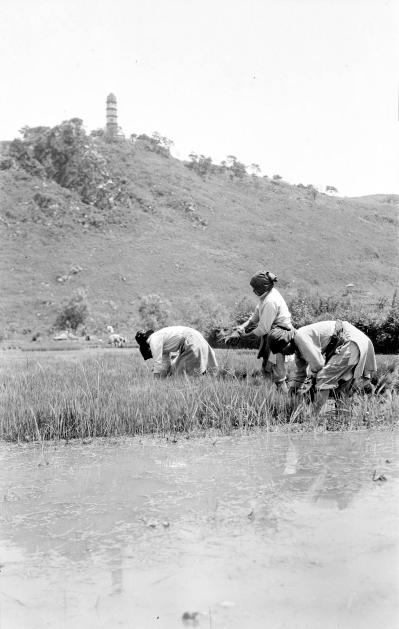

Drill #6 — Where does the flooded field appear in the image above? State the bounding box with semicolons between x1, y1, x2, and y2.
0;431;398;628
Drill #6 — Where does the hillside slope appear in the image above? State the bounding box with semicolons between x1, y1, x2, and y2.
0;136;398;338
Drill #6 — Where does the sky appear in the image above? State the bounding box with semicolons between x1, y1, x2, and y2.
0;0;398;197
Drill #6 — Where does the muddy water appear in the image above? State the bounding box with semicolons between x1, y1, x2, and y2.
0;432;398;629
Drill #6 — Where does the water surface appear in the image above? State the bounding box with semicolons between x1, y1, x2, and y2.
0;431;398;628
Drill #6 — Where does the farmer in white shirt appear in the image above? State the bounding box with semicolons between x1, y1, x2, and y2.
135;326;218;377
236;270;293;392
268;320;377;413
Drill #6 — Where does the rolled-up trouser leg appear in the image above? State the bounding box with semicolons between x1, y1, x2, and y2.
263;353;287;390
272;353;287;384
262;359;272;380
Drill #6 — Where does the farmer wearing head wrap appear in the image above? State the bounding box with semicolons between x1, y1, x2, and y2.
135;326;218;378
268;320;377;413
135;329;154;361
236;270;293;392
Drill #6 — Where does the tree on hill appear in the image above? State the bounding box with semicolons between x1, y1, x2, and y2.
186;153;214;178
9;119;127;210
248;163;261;176
306;184;318;199
54;288;89;332
226;155;247;179
131;132;173;156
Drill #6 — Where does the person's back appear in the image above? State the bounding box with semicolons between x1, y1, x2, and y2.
257;287;291;333
295;320;376;378
269;320;377;410
140;326;217;377
295;320;336;350
149;326;196;354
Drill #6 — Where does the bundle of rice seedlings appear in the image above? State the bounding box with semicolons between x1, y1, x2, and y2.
217;328;241;345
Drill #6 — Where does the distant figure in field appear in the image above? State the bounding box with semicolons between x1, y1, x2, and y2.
236;270;293;392
135;326;218;378
268;320;377;414
106;325;127;348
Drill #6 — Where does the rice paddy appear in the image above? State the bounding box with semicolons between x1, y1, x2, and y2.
0;348;397;442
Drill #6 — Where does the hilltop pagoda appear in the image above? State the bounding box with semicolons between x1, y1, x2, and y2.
106;93;118;138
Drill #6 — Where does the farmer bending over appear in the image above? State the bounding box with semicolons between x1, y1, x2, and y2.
236;270;293;392
268;320;377;414
135;326;218;378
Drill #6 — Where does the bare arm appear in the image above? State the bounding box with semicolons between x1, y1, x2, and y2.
149;335;168;375
295;335;325;374
290;353;309;387
237;307;260;336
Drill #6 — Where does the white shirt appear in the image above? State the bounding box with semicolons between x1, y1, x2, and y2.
148;326;193;375
247;287;292;337
293;320;377;384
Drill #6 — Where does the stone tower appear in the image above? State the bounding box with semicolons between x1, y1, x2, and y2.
106;93;118;137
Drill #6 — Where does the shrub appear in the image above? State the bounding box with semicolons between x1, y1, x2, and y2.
134;133;173;157
0;157;13;170
287;292;315;328
226;155;247;179
229;296;256;326
205;291;399;354
138;294;171;330
54;288;89;331
185;153;214;178
10;120;128;211
353;306;399;354
179;295;225;338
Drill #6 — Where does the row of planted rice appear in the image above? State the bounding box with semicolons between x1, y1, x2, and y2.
0;349;397;442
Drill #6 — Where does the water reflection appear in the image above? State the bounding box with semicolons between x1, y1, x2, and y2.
283;440;298;475
0;432;398;629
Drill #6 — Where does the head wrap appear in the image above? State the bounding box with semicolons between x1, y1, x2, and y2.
135;329;154;360
249;271;278;296
268;327;295;354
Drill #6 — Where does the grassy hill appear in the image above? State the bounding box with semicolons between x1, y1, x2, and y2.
0;130;398;340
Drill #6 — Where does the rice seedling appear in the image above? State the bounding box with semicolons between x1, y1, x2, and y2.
0;349;397;442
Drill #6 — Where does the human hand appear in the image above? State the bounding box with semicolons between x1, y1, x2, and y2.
227;329;242;345
217;328;241;345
